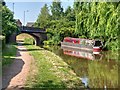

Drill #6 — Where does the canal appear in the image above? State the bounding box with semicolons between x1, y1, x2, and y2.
44;45;119;88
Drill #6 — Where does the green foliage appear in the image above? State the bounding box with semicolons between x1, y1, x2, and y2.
78;35;87;39
43;40;54;45
24;38;34;45
35;1;119;51
107;39;119;51
65;6;76;21
75;2;119;51
35;1;76;45
34;4;50;28
51;0;63;20
2;5;18;42
2;44;17;66
46;19;75;45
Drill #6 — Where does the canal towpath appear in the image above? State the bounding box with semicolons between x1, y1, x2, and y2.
2;42;34;90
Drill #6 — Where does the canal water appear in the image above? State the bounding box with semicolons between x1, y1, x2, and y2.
43;46;119;88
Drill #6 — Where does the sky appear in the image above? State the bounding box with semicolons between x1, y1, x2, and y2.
5;1;74;26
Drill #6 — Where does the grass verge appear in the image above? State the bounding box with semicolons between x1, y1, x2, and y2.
25;45;84;89
2;44;17;67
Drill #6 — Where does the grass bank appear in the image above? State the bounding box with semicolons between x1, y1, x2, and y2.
2;44;17;67
25;45;84;89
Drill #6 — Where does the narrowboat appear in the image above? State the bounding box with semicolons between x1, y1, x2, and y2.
61;37;103;54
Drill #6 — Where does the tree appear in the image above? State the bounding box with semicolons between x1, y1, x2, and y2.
74;2;119;50
35;1;119;50
65;6;75;21
35;4;50;28
74;1;87;37
50;0;63;20
2;5;17;42
65;6;71;15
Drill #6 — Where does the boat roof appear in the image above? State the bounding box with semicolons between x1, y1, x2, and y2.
64;37;93;41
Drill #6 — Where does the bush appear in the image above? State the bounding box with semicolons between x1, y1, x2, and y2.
78;35;87;39
107;39;119;51
24;38;34;45
2;44;17;66
43;40;54;45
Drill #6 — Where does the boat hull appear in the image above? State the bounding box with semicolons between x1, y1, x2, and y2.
61;42;93;52
61;37;103;54
93;47;102;54
61;42;102;54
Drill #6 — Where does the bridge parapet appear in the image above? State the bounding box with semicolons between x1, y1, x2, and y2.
15;26;47;45
19;26;46;34
20;26;46;31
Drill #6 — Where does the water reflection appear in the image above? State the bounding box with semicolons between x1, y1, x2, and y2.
62;47;103;60
43;46;118;88
80;77;88;87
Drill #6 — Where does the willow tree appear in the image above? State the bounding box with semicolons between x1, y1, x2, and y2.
74;1;84;37
74;2;119;50
105;2;119;50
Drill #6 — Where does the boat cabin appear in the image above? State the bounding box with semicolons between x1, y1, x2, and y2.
63;37;103;47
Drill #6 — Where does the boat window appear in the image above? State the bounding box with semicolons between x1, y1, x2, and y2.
76;40;79;43
94;41;102;46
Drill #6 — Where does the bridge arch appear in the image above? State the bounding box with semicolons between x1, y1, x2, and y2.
9;26;47;45
16;33;37;45
27;33;41;46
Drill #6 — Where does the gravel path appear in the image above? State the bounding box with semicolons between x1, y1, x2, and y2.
2;42;33;90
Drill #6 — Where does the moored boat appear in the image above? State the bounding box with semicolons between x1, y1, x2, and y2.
61;37;103;54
